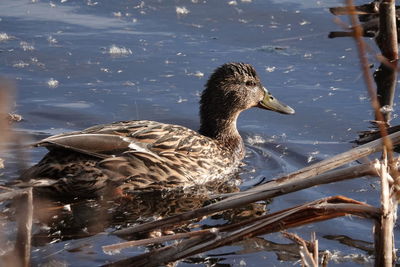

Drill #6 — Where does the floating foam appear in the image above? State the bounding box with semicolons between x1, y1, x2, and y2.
47;78;59;88
0;33;11;42
176;6;190;15
108;45;132;56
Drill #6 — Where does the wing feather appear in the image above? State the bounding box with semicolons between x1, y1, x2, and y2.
34;120;216;159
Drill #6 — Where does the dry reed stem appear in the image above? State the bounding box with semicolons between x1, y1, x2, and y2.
0;79;14;150
102;228;219;254
103;196;379;267
299;244;317;267
0;188;32;202
281;231;312;250
282;231;318;267
374;158;396;266
312;232;318;266
0;188;33;267
0;80;32;266
14;188;33;267
0;79;14;171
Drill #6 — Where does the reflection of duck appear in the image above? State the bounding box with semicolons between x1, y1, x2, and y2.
19;63;294;199
33;183;241;246
30;183;267;246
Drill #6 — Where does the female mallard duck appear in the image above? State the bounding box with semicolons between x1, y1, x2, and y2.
20;63;294;199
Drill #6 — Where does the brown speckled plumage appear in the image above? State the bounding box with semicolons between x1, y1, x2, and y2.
19;63;295;199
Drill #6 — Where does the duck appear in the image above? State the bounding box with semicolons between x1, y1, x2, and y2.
18;62;294;199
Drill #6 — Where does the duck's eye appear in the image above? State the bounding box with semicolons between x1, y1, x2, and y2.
245;81;255;86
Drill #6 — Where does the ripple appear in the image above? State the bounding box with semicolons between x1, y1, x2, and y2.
47;101;93;109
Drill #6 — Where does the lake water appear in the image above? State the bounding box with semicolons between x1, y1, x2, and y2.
1;0;399;266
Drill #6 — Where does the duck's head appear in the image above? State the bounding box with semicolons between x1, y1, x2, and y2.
199;62;294;140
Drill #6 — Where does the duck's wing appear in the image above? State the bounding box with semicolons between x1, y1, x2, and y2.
33;120;153;158
34;120;212;159
28;120;222;193
97;127;224;190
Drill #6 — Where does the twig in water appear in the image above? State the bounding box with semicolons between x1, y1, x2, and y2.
103;196;379;267
282;231;318;267
102;228;219;254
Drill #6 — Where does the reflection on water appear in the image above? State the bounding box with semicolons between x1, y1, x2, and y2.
24;182;269;262
1;0;399;265
30;184;241;246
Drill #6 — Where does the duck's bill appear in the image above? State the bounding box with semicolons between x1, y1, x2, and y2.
258;87;295;115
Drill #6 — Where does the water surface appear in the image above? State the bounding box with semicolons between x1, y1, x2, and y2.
1;0;398;266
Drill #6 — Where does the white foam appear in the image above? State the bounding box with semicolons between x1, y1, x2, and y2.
47;78;59;88
0;33;11;42
108;45;132;56
20;41;35;51
176;6;190;15
13;61;30;68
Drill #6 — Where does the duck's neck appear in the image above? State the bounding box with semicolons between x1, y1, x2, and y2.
199;110;245;157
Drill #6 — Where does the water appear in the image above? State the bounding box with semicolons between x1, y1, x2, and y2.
0;0;398;266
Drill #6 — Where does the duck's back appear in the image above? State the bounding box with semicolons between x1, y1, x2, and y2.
20;120;242;198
